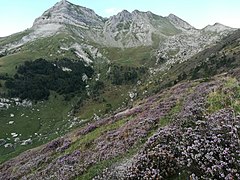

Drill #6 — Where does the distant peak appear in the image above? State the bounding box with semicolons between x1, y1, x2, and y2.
119;10;131;14
33;0;104;28
203;23;233;33
168;13;177;18
53;0;69;8
205;23;232;29
114;10;132;20
167;13;194;30
167;14;185;21
214;22;222;26
57;0;66;4
213;22;229;27
132;10;140;14
59;0;69;5
146;11;153;14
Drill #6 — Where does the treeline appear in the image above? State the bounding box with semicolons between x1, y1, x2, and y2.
5;58;94;101
190;54;236;80
108;65;147;85
173;53;237;84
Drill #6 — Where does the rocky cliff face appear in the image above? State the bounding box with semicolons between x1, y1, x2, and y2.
4;0;235;48
203;23;234;33
167;13;195;31
102;10;181;47
0;0;236;63
33;0;104;28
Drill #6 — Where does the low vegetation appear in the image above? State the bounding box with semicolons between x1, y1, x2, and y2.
5;58;94;101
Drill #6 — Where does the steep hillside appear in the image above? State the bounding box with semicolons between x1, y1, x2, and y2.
0;28;240;179
0;0;235;54
0;71;239;179
162;29;240;82
0;1;239;178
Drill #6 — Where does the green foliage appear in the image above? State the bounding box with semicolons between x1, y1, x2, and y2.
108;65;146;85
177;72;187;82
207;77;240;113
102;46;155;67
76;85;129;120
190;54;237;80
159;100;183;127
0;94;74;163
105;103;112;113
5;58;94;101
91;81;105;97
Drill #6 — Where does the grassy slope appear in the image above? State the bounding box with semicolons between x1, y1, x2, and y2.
0;33;78;76
1;27;239;172
77;85;130;119
0;29;239;179
100;46;156;67
0;30;32;47
0;33;149;164
0;94;75;163
0;51;43;75
79;75;240;179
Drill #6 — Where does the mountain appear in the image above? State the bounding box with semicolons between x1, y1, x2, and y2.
1;29;240;177
203;22;234;33
167;13;195;30
0;1;239;179
33;0;104;28
102;10;182;47
0;0;235;54
0;0;236;78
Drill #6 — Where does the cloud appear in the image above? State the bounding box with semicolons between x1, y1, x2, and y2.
104;8;122;16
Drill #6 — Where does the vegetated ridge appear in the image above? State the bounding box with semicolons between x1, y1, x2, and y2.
0;0;239;179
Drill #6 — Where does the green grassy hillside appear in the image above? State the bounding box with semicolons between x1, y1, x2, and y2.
0;25;240;179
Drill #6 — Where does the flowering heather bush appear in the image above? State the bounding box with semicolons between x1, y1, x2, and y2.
125;103;240;179
77;124;98;136
41;138;65;153
1;76;240;180
95;78;240;180
176;80;220;123
125;108;240;179
92;83;191;162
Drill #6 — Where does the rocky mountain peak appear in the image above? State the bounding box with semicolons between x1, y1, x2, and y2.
132;10;140;14
167;13;195;30
61;0;67;4
113;10;132;21
1;0;236;53
33;0;104;28
203;23;234;33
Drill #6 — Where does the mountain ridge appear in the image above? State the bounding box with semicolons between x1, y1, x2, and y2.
0;1;240;179
0;0;235;51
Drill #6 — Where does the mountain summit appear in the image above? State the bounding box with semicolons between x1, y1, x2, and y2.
203;23;234;33
167;14;195;30
33;0;104;28
0;0;235;57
